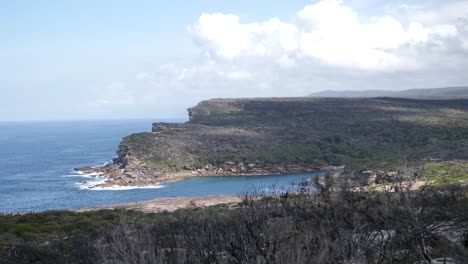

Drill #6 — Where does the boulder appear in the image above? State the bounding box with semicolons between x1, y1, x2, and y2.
239;163;247;172
320;165;345;172
74;166;94;173
152;123;169;132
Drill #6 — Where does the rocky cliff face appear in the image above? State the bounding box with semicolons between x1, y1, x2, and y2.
77;97;468;187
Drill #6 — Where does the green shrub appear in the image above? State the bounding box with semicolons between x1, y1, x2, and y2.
422;162;468;185
12;223;41;236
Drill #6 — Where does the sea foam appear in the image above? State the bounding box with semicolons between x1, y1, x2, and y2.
71;170;166;191
76;177;108;190
92;160;112;168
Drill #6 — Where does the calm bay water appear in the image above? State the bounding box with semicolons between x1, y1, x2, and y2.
0;120;321;213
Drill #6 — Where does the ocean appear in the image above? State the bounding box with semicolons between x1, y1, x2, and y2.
0;120;321;213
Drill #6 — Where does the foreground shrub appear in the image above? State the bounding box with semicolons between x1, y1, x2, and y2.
1;179;467;263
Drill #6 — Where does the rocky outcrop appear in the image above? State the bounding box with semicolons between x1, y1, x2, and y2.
152;122;171;133
77;97;468;187
75;159;321;188
112;144;129;166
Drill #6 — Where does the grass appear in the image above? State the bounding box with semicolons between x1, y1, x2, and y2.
422;162;468;185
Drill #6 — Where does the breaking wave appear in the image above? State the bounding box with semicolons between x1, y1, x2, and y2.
69;170;166;191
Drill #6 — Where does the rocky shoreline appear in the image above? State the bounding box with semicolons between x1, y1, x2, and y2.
73;97;468;189
74;161;328;188
71;167;426;213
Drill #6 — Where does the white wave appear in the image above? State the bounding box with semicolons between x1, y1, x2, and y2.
76;177;108;190
72;172;166;191
61;174;82;178
70;165;166;191
82;172;104;177
70;171;104;177
92;160;112;168
65;170;108;189
62;171;104;180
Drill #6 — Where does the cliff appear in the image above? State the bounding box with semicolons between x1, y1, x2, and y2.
77;97;468;187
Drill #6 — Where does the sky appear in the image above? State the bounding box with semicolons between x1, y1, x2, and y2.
1;0;468;121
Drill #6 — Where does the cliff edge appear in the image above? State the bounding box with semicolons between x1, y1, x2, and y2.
77;97;468;187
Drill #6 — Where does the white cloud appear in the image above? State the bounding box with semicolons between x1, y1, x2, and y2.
408;1;468;26
188;14;299;60
189;0;466;71
94;0;468;116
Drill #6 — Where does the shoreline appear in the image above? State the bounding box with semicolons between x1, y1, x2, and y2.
0;195;241;215
2;170;331;215
71;195;241;213
74;163;342;189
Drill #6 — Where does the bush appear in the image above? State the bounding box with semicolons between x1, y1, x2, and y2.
0;176;467;263
12;223;41;236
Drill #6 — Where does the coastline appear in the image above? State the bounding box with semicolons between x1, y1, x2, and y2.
71;195;241;213
74;163;334;189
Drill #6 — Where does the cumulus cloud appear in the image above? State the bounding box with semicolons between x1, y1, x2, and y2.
95;0;468;116
189;0;464;71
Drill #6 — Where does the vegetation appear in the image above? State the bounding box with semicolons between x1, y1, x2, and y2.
120;98;468;172
4;97;468;263
422;162;468;185
1;179;467;263
0;210;124;247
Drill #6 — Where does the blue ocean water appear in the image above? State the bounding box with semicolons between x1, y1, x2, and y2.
0;120;321;213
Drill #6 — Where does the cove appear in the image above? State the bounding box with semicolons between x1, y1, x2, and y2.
0;120;324;213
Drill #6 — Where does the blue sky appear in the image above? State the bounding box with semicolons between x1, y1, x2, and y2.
1;0;468;121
